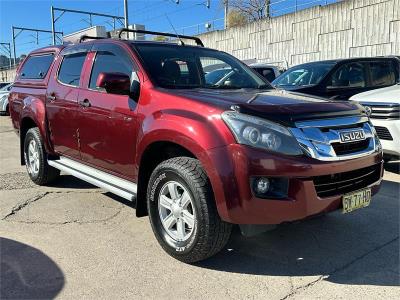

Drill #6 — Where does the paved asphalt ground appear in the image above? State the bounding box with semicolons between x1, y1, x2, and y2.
0;116;399;299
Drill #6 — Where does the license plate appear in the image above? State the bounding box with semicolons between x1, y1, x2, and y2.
342;188;372;214
339;129;366;143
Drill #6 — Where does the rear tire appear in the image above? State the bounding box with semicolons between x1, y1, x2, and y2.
24;127;60;185
147;157;232;263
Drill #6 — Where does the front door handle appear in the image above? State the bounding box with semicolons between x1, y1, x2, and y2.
47;95;56;101
79;99;91;108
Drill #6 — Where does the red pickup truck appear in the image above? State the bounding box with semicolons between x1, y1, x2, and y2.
9;30;383;263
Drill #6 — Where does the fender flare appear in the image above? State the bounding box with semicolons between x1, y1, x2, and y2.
135;115;233;220
19;96;54;164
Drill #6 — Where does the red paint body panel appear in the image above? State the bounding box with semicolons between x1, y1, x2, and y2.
8;41;384;225
45;55;81;159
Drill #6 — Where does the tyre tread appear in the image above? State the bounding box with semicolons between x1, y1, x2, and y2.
25;127;60;185
147;157;232;263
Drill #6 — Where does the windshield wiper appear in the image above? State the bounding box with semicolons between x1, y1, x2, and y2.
204;84;243;90
161;84;202;89
257;84;272;89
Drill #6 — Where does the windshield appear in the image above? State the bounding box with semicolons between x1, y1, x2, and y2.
133;44;270;89
272;62;335;87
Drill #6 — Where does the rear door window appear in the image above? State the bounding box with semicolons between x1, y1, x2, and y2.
328;62;367;88
58;53;87;87
369;61;396;86
19;54;54;79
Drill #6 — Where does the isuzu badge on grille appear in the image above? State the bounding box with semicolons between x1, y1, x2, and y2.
339;129;366;143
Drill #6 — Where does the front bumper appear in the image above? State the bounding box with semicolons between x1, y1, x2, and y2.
204;144;383;225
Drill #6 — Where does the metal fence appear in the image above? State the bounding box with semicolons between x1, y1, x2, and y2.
176;0;342;36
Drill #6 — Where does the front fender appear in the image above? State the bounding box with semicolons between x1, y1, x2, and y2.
135;110;235;220
136;107;234;164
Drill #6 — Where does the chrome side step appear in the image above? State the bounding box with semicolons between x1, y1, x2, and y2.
48;157;137;201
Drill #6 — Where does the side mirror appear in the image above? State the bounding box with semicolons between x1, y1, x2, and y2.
96;72;131;95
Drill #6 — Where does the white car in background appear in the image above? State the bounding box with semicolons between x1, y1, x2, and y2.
350;83;400;161
0;83;13;116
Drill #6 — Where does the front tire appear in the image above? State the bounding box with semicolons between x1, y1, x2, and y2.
147;157;232;263
24;127;60;185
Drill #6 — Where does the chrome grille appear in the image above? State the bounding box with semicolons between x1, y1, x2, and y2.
360;102;400;120
290;116;379;161
331;139;370;155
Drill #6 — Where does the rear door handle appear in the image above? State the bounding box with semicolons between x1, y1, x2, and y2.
47;95;56;101
79;99;91;108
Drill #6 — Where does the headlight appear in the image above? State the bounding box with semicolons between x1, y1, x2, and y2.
221;111;303;155
369;123;382;153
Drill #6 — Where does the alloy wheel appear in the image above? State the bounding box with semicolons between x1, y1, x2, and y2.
27;139;40;175
158;181;196;242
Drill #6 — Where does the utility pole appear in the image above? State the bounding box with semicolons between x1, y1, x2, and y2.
51;7;124;45
11;26;63;64
11;26;16;66
224;0;229;29
124;0;129;28
51;6;56;45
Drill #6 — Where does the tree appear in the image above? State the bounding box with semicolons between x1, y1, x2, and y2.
228;0;271;21
227;10;248;27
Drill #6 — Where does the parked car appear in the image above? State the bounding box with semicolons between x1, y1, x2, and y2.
272;57;400;100
9;30;383;263
249;63;282;82
205;63;281;87
204;67;232;85
350;83;400;161
0;83;13;115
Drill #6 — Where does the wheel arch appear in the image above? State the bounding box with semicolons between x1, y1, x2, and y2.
19;96;54;165
135;140;198;217
19;117;38;165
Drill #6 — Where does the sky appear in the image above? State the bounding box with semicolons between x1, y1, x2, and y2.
0;0;339;58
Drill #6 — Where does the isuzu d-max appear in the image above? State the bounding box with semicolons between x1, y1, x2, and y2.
9;30;384;263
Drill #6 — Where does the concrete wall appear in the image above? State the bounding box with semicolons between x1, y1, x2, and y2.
0;68;16;83
198;0;399;68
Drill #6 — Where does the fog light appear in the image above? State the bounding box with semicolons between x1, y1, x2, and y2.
256;177;270;194
251;177;289;199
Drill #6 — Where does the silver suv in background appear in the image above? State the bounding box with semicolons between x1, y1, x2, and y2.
350;83;400;161
0;83;13;116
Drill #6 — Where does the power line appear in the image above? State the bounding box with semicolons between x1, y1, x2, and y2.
135;1;200;24
11;26;63;64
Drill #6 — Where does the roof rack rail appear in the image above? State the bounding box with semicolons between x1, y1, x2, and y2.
79;35;107;43
118;28;204;47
